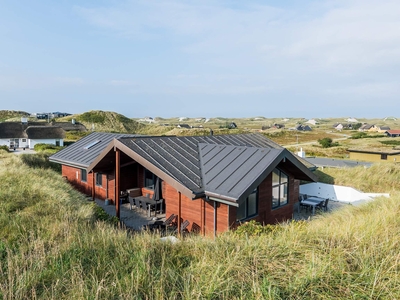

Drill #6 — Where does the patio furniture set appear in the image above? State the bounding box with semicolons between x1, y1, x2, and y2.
298;194;329;215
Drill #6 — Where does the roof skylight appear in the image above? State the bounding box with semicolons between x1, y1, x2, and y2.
84;140;101;150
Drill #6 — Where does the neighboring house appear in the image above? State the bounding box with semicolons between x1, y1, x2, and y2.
359;124;374;131
377;126;390;132
385;130;400;137
51;121;87;132
273;123;285;129
294;124;312;131
348;148;400;163
229;122;237;129
305;119;319;126
50;132;316;236
333;123;352;131
177;124;192;129
346;118;358;123
0;122;65;149
25;126;65;148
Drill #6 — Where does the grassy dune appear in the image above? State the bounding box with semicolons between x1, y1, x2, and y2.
0;151;399;299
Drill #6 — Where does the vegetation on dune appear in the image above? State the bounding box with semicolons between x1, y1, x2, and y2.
0;151;400;299
59;110;146;134
0;110;30;122
315;162;400;193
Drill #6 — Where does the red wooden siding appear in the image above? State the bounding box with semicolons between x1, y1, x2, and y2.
62;160;303;235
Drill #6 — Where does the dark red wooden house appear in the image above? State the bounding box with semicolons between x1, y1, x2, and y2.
50;132;316;236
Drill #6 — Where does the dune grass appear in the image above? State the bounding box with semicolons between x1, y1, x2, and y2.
0;151;399;299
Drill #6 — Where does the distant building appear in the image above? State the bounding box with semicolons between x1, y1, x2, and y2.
0;122;65;149
177;124;191;129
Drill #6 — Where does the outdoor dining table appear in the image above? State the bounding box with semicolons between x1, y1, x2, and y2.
298;197;325;215
134;196;164;217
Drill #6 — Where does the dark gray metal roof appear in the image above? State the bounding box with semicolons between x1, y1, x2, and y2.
199;143;282;201
304;157;373;168
116;133;316;203
49;132;140;168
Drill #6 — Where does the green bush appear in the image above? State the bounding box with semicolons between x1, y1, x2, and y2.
380;140;400;146
318;137;339;148
0;145;9;152
33;143;63;153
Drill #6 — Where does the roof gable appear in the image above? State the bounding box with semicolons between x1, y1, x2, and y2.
49;132;140;168
199;143;282;202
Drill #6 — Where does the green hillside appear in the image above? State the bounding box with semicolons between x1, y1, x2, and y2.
58;110;147;134
0;110;30;122
0;150;399;299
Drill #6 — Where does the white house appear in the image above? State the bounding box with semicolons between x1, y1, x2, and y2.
0;122;65;149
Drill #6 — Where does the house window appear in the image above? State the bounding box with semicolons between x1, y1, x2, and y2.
95;173;103;186
22;139;27;142
381;154;388;160
144;168;156;189
272;168;288;209
236;188;258;221
81;169;87;182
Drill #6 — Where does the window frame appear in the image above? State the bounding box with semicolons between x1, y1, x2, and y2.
95;172;103;186
236;187;258;221
81;169;87;182
272;168;289;209
381;154;388;160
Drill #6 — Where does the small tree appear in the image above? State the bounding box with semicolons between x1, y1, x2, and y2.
318;137;337;148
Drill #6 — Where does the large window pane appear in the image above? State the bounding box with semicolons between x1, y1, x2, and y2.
272;186;279;208
236;197;246;221
271;168;289;208
81;169;87;182
272;169;280;185
280;183;288;205
96;173;102;186
247;192;257;216
281;172;288;184
144;169;155;189
236;188;258;221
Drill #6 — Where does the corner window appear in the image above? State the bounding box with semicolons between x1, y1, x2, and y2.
81;169;87;182
272;168;288;209
144;168;155;189
95;173;103;186
236;188;258;221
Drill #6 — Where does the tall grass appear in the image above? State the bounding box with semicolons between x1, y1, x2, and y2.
316;162;400;193
0;151;399;299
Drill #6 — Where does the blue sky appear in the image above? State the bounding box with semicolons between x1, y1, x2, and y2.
1;0;400;118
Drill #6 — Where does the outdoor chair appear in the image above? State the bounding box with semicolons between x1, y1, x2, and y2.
129;197;136;210
180;220;190;233
191;222;201;234
319;198;330;212
163;214;177;227
298;195;308;212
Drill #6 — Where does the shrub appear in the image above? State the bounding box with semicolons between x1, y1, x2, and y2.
0;145;9;152
33;143;63;153
380;140;400;146
318;137;339;148
351;132;368;139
